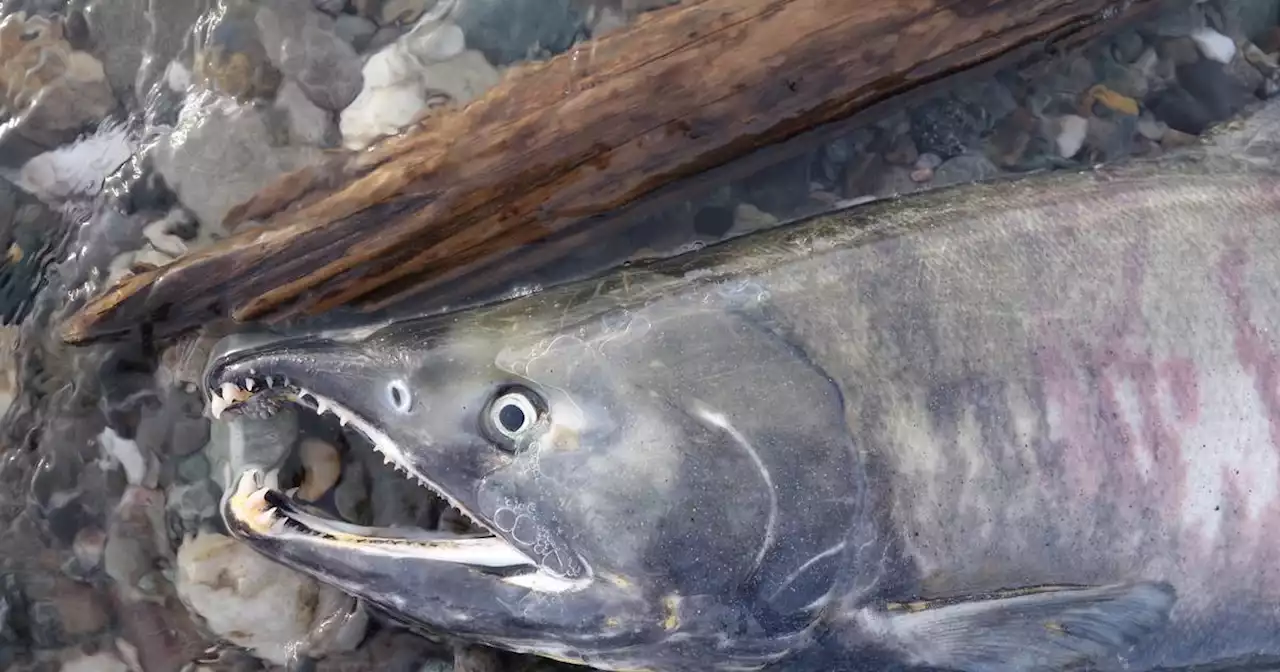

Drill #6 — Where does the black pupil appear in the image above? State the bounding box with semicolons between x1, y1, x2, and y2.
498;403;526;433
391;386;404;407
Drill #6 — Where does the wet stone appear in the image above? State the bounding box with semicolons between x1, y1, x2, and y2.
447;0;586;66
192;0;283;101
1144;2;1207;37
1178;58;1257;122
256;0;365;111
81;0;151;100
908;95;989;160
177;452;210;484
1158;36;1203;66
334;14;378;51
1110;30;1146;63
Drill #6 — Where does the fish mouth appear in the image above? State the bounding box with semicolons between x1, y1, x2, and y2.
209;369;588;594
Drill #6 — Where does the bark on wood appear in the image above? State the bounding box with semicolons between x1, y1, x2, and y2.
60;0;1161;345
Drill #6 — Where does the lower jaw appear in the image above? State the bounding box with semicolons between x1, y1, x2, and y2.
224;466;539;570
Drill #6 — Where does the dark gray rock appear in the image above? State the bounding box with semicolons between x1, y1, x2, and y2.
448;0;586;66
0;177;68;326
334;13;378;51
81;0;152;102
908;94;990;160
257;0;365;111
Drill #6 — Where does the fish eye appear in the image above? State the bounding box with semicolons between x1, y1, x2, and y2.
485;387;543;449
386;380;412;413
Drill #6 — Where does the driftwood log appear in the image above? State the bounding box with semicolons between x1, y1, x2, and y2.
59;0;1162;345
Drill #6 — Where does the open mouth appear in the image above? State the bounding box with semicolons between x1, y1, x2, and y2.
209;370;586;593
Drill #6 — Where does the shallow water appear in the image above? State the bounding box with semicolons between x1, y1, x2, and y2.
1;0;1279;669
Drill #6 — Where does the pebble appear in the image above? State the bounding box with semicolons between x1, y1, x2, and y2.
192;0;283;101
1137;114;1170;141
256;0;366;111
0;12;118;162
1111;30;1147;63
340;43;499;150
103;487;171;603
297;438;341;501
1084;84;1139;116
98;427;155;488
909;95;987;159
1159;36;1204;66
276;80;341;147
884;133;919;166
335;14;379;51
71;527;107;573
150;91;327;232
447;0;586;66
177;452;211;484
82;0;151;101
1054;114;1089;158
932;152;1001;185
1191;26;1238;62
175;531;364;666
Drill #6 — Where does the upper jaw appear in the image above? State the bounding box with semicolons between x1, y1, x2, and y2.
207;358;592;593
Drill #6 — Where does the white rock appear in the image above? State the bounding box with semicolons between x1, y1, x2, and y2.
339;84;429;151
98;427;152;487
60;652;130;672
175;531;342;666
339;20;499;150
1190;27;1237;64
17;124;134;201
166;60;192;92
142;209;193;257
1055;114;1089;158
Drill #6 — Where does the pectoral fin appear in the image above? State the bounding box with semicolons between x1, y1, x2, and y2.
855;581;1176;672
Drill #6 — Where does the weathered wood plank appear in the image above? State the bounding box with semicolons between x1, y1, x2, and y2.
59;0;1160;344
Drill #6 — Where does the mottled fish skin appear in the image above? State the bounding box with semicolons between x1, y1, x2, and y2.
207;104;1280;672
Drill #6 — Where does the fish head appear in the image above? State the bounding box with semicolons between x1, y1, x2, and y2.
206;292;866;669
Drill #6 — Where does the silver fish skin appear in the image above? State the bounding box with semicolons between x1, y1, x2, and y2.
206;100;1280;672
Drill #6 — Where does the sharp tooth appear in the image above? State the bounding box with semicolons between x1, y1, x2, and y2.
245;379;256;391
316;398;329;415
220;381;240;399
337;412;350;427
266;376;275;388
210;394;228;419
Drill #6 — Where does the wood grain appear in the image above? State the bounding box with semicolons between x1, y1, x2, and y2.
59;0;1160;344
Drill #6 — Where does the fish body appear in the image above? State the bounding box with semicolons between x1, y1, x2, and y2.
207;105;1280;672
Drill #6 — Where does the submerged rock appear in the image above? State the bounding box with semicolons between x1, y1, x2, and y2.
339;18;498;150
0;12;118;166
447;0;585;66
150;90;326;232
0;178;67;326
256;0;365;111
175;531;366;666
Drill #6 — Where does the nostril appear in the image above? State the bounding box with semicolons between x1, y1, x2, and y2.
387;380;412;413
